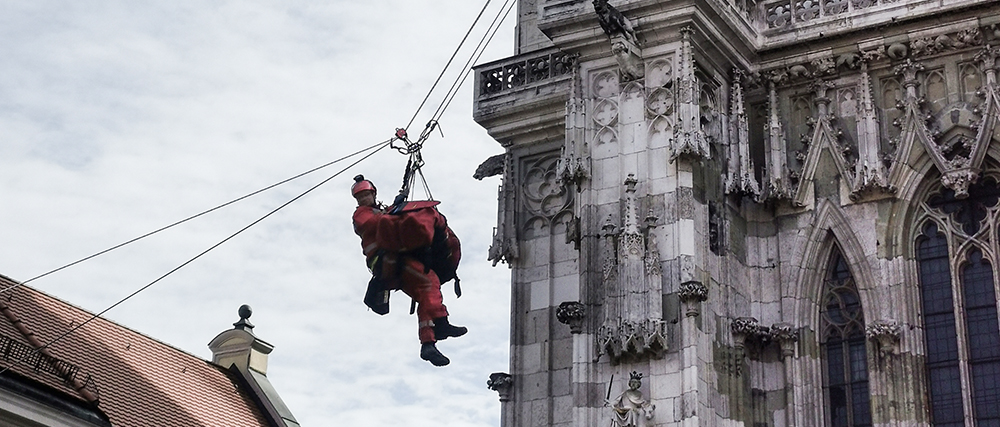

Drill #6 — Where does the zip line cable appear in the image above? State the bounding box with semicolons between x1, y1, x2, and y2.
404;0;494;132
0;138;392;295
436;0;516;122
428;0;516;124
0;141;394;378
397;0;514;201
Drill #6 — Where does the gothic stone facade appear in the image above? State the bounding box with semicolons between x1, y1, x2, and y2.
474;1;1000;426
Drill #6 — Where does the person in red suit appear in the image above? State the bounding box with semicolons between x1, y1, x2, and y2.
351;175;466;366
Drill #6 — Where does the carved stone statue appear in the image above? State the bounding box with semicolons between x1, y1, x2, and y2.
593;0;636;44
607;371;654;427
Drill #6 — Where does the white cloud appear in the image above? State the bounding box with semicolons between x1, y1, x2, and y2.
0;1;515;426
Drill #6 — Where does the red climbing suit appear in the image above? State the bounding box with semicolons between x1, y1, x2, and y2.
353;201;451;344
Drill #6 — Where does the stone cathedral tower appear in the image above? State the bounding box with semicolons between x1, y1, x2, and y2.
473;1;1000;426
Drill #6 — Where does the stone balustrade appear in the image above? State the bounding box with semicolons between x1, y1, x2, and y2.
475;49;576;100
763;0;884;29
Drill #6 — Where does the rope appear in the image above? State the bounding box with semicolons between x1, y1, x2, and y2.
0;139;392;295
404;0;494;132
393;0;515;202
0;142;394;378
430;0;516;123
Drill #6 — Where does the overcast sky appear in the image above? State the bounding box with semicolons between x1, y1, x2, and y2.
0;2;515;425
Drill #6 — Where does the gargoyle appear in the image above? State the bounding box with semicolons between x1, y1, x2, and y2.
594;0;637;44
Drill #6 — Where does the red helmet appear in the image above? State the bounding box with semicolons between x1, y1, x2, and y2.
352;175;376;196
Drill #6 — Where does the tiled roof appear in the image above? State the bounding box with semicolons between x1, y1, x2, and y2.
0;274;274;427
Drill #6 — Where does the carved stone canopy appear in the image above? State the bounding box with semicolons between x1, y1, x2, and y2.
599;175;667;365
600;319;668;365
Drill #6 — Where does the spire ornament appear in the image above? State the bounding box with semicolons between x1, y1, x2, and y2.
670;27;710;161
726;68;762;199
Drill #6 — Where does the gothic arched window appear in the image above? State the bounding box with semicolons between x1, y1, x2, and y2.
821;247;871;427
917;176;1000;427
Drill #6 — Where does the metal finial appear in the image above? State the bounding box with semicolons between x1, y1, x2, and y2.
234;304;254;331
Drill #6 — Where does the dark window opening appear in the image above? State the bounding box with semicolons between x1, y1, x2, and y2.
822;247;871;427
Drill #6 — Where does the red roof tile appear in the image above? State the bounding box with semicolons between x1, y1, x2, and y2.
0;274;273;427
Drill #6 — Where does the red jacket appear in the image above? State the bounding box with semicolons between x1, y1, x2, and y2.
353;201;446;263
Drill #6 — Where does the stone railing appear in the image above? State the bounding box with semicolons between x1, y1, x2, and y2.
475;49;576;100
761;0;889;29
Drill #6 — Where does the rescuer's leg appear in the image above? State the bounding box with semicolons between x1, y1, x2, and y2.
400;259;450;366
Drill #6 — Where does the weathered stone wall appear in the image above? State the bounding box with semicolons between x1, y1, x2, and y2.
478;1;1000;426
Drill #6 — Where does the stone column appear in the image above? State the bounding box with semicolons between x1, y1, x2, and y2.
731;317;760;422
772;323;798;427
867;320;902;426
678;281;708;318
557;301;597;427
488;372;514;427
678;281;708;424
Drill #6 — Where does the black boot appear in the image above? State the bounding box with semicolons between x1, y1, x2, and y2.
433;316;468;341
420;342;450;366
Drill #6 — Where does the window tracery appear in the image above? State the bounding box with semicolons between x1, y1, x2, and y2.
916;173;1000;426
821;247;872;427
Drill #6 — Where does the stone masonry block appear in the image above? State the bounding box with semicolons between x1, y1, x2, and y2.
552;274;580;305
552;338;573;371
593;136;618;160
553;395;574;424
621;87;645;125
530;398;550;427
520;343;543;374
619;123;637;154
553;259;578;278
552;238;576;263
551;367;572;396
530;279;550;310
597;158;621;190
650;147;669;179
523;371;550;401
